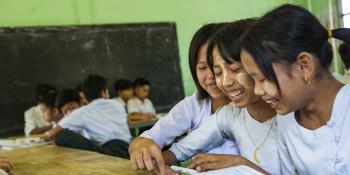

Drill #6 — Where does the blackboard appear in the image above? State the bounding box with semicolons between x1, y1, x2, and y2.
0;22;184;136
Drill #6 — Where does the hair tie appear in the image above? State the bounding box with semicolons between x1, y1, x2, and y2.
328;30;332;38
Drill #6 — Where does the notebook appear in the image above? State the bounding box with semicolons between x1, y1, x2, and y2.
170;165;264;175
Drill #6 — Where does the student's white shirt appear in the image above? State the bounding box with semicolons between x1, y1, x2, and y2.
58;99;132;145
140;93;239;155
169;103;280;175
127;97;156;114
114;96;126;107
24;105;50;136
278;84;350;175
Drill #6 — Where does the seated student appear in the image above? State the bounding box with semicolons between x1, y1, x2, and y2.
24;84;56;136
129;23;238;175
55;89;81;116
239;4;350;175
41;91;63;127
75;84;88;106
154;19;278;175
48;74;132;159
114;79;145;121
43;89;89;140
113;79;133;109
42;89;81;127
127;78;156;119
0;156;12;173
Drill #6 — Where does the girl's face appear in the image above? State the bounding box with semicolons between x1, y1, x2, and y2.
212;47;259;107
241;49;309;114
196;43;226;99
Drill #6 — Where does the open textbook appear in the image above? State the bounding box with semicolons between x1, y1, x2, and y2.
171;165;264;175
0;137;50;150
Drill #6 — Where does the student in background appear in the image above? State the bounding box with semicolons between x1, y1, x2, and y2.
75;84;88;106
339;43;350;74
41;91;63;127
43;89;88;140
114;78;147;121
113;79;133;110
129;23;238;175
48;74;131;159
41;89;81;127
127;78;156;119
55;89;81;116
239;4;350;174
24;84;56;136
0;156;12;173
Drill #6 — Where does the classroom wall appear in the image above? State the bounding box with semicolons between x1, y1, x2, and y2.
0;0;308;96
309;0;343;74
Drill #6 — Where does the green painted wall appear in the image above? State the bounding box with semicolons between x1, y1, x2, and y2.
0;0;308;96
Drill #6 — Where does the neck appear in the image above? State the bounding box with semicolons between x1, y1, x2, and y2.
121;96;128;103
247;98;276;123
54;115;63;123
211;96;230;114
138;97;145;102
297;72;344;129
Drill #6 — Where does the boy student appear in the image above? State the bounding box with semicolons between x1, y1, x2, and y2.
48;74;132;159
114;79;145;121
41;91;63;127
113;79;133;110
24;84;56;136
41;89;81;126
127;78;156;120
55;89;81;116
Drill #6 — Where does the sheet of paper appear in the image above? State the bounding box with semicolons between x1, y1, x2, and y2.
171;165;264;175
0;137;51;150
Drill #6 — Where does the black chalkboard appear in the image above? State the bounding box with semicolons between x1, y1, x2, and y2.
0;22;184;136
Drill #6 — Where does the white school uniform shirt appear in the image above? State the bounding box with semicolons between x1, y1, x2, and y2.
169;103;281;175
114;96;126;107
24;105;50;136
127;97;156;114
278;84;350;175
141;93;239;155
58;99;132;145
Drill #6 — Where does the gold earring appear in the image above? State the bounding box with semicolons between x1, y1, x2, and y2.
304;75;310;84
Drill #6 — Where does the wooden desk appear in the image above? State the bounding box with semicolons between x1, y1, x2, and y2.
0;145;150;175
128;118;158;136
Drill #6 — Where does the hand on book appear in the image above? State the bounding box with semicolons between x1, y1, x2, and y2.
129;138;167;175
188;153;247;172
153;165;179;175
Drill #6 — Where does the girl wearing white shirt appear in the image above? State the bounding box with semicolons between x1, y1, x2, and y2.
240;4;350;175
164;19;279;175
129;23;237;174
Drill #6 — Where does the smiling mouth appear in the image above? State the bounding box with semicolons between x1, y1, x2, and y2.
265;98;280;109
227;89;244;101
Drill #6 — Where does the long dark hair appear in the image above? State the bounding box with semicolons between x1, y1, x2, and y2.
240;4;350;90
339;43;350;70
207;19;257;73
189;23;226;100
